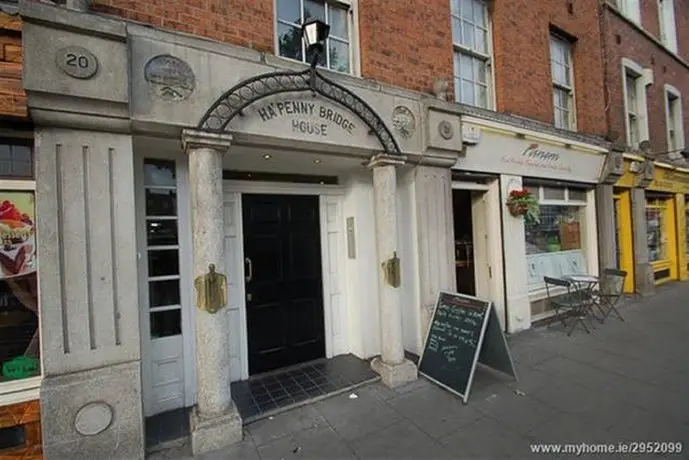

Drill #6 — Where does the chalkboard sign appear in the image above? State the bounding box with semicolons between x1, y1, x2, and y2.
418;291;491;403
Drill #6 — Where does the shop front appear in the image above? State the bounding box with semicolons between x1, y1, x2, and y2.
613;156;689;292
19;2;462;458
453;116;608;333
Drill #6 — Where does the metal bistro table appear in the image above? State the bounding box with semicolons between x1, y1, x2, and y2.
561;274;605;324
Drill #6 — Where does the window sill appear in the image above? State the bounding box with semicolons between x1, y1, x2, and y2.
0;376;41;406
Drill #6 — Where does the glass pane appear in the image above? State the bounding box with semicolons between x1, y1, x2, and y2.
329;6;348;38
144;159;176;187
475;57;486;83
477;85;487;108
149;279;180;308
148;249;180;277
475;28;487;54
646;207;666;262
304;0;325;22
452;17;461;44
454;77;462;103
147;219;178;246
0;272;40;383
329;39;350;73
451;0;460;15
554;107;564;129
569;189;587;201
543;187;566;200
473;1;485;24
277;0;301;24
278;22;303;62
461;80;475;105
461;0;474;20
306;43;327;68
552;63;566;86
460;53;474;79
525;205;582;254
150;309;181;338
146;189;177;216
0;144;32;179
462;21;474;48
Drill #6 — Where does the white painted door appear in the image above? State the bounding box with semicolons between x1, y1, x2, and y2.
471;191;491;300
320;195;347;358
223;192;248;381
139;158;188;417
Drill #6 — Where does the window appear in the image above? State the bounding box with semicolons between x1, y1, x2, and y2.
550;35;575;130
616;0;641;23
646;199;667;262
276;0;352;74
622;61;649;149
144;159;182;339
0;141;39;387
525;185;589;290
658;0;678;53
451;0;492;108
665;87;684;152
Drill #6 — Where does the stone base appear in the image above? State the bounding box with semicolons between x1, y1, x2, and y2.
40;361;144;460
190;404;243;455
371;357;417;388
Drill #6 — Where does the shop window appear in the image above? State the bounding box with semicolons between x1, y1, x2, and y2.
550;34;575;130
451;0;492;108
144;159;182;339
524;185;589;290
276;0;353;74
0;140;39;389
646;199;667;262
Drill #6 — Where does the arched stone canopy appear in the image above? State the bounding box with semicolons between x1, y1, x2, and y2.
197;68;402;155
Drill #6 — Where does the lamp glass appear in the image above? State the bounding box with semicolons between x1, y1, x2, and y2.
302;19;330;49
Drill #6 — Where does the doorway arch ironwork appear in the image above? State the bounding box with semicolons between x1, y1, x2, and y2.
197;68;401;155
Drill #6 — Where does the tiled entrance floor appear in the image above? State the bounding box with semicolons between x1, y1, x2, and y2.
232;354;379;423
145;354;378;450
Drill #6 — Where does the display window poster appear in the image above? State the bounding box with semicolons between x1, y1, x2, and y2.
0;192;36;279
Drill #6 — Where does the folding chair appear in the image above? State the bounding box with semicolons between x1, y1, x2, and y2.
595;268;627;322
544;276;591;336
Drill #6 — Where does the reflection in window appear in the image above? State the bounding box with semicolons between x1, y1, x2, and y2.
276;0;351;73
646;202;666;262
0;143;32;179
525;205;583;255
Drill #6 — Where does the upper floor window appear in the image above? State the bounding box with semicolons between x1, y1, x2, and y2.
451;0;492;109
665;87;685;152
658;0;678;53
622;60;650;149
616;0;641;23
550;35;575;130
276;0;352;74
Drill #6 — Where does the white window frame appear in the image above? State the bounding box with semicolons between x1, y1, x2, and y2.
0;138;40;405
621;58;651;149
273;0;360;76
451;0;495;109
658;0;678;53
550;34;576;131
616;0;641;24
664;84;685;153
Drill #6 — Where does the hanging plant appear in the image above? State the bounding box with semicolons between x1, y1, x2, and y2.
506;188;540;223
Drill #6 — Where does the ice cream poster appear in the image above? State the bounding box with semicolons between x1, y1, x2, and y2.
0;192;36;279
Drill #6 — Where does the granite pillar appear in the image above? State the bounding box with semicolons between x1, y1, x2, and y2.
596;184;617;270
368;154;417;388
182;129;242;455
630;187;655;296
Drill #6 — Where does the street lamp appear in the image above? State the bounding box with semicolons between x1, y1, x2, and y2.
302;18;330;70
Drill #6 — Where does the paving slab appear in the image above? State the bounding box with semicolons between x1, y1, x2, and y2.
150;282;689;459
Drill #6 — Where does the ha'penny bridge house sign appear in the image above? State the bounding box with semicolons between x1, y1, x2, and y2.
255;99;357;138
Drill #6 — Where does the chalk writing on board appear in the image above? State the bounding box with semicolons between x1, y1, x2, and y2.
441;345;457;363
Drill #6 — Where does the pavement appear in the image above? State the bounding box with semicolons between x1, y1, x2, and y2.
150;283;689;459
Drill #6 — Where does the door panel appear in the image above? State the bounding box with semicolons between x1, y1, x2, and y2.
242;194;325;375
224;193;246;382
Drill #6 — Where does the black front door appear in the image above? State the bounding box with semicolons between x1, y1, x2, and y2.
242;194;325;375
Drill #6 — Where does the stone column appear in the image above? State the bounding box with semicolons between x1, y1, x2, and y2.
368;154;418;388
596;184;617;270
181;129;242;455
631;187;655;296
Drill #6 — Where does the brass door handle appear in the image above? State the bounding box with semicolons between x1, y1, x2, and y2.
245;257;252;282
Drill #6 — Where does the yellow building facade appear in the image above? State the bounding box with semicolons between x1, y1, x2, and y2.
614;155;689;292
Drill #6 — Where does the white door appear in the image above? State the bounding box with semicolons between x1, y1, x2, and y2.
138;157;189;417
471;191;492;300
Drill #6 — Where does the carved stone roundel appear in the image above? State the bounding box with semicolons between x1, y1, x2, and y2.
56;46;99;80
438;121;454;140
145;54;196;102
391;106;416;139
74;402;113;436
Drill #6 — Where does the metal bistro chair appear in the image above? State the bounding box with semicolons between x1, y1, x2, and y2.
544;276;592;336
594;268;628;322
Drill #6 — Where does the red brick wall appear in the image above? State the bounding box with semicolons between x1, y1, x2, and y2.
90;0;274;52
0;13;26;119
492;0;607;135
358;0;454;94
603;6;689;153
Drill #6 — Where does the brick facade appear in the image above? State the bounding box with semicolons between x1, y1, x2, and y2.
492;0;607;136
602;1;689;153
0;11;26;119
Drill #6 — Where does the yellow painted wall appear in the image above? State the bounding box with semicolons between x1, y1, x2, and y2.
677;194;688;280
614;191;635;293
